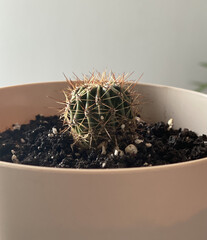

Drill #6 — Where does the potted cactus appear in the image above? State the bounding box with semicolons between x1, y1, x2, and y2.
0;72;207;240
1;72;206;169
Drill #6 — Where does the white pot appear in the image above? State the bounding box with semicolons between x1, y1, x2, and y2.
0;82;207;240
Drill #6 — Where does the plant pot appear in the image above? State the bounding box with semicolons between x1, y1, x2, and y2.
0;82;207;240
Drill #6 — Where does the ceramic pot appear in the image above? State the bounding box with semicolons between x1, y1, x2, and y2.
0;82;207;240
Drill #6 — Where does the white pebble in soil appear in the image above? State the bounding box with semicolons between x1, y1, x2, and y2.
135;138;144;144
11;149;15;155
102;162;106;168
11;154;19;163
114;148;124;157
20;138;26;143
167;118;174;130
121;124;125;130
48;133;54;137
52;127;58;135
12;123;21;131
125;144;138;155
114;149;119;156
135;116;143;123
145;143;152;148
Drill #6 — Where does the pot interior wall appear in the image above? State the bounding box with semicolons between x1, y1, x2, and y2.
136;84;207;135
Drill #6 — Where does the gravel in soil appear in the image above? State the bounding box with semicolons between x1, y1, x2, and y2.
0;115;207;169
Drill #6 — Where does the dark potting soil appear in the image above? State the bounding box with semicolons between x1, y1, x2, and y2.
0;115;207;169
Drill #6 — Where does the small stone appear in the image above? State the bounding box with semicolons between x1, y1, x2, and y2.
114;149;119;156
145;143;152;148
20;138;26;143
167;118;174;130
48;133;54;137
135;116;143;122
52;127;58;135
121;124;125;130
125;144;138;155
135;138;144;144
102;162;106;168
114;148;124;157
11;155;19;163
12;123;21;131
11;149;15;155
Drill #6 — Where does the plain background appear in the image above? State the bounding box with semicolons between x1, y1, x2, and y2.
0;0;207;89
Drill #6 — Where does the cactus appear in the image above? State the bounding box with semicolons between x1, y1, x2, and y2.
62;72;139;148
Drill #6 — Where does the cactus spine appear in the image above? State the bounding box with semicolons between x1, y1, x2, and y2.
63;72;139;148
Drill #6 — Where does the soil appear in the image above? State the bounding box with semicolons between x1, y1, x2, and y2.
0;115;207;169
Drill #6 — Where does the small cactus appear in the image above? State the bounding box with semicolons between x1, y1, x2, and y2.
62;72;139;148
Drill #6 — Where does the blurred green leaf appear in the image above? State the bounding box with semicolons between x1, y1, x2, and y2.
200;62;207;68
194;82;207;92
194;62;207;92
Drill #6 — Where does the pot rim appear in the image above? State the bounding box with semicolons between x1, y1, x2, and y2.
0;156;207;174
0;81;207;174
1;80;207;98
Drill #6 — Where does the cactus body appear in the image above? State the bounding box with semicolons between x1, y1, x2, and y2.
63;73;138;148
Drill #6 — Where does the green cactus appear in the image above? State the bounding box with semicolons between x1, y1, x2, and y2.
63;72;139;148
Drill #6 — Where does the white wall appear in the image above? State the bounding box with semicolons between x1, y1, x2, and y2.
0;0;207;89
